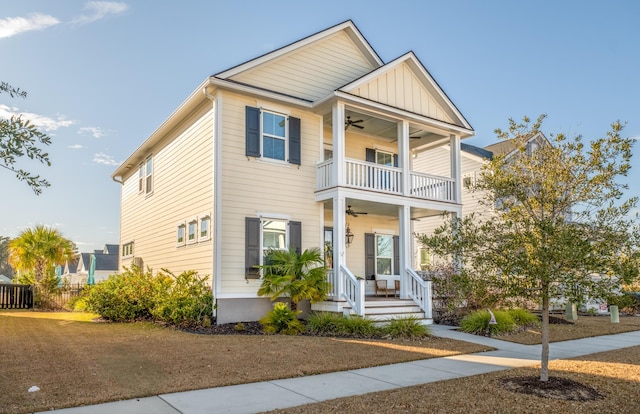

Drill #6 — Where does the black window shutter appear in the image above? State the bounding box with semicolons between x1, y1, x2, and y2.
289;221;302;255
393;235;400;275
245;217;261;279
289;117;301;165
246;106;261;158
393;154;398;167
366;148;376;163
365;233;375;280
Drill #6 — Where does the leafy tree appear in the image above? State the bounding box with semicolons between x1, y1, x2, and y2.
0;236;15;279
257;248;330;312
418;115;640;382
8;225;76;284
1;82;52;195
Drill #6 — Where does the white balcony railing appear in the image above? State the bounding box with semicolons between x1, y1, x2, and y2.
316;158;456;203
406;268;432;319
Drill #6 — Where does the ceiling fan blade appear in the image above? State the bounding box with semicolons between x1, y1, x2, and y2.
351;119;363;124
352;124;364;129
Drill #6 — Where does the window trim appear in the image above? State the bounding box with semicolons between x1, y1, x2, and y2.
261;109;288;162
375;234;394;276
144;156;153;195
261;217;289;265
187;217;198;245
122;241;134;258
138;164;144;193
199;213;211;242
176;222;186;247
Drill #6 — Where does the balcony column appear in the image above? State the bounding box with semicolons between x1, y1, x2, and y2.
398;204;411;299
450;134;462;203
398;120;410;196
333;195;347;301
332;103;346;187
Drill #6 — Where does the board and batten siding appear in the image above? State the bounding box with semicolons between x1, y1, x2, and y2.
218;91;322;295
349;62;454;125
228;31;376;102
119;102;214;279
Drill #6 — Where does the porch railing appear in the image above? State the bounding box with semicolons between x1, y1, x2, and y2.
406;268;432;319
410;172;455;202
316;158;456;203
326;269;338;299
341;265;365;316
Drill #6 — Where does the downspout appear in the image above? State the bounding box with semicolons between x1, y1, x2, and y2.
202;83;219;319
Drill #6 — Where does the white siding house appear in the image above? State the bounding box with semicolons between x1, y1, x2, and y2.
112;21;475;324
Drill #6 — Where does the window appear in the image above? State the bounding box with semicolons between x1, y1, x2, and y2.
176;223;186;246
463;172;476;189
375;151;393;166
145;157;153;194
245;217;301;279
419;248;430;270
122;242;134;258
187;219;197;244
245;106;300;165
262;111;287;161
324;227;333;269
138;165;144;193
376;235;393;275
199;214;210;241
262;219;287;258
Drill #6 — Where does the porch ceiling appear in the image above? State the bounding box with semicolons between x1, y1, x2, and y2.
323;109;447;149
324;199;443;221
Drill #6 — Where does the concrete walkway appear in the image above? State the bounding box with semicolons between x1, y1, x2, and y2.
38;326;640;414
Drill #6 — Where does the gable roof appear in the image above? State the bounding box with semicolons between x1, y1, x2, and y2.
104;244;119;255
340;52;472;130
484;132;549;158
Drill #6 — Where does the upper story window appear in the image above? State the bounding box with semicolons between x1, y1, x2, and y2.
187;219;197;244
176;223;186;246
262;111;287;161
376;151;393;166
245;106;301;165
199;214;211;241
138;156;153;194
145;157;153;194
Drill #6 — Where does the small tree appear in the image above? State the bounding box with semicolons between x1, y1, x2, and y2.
8;225;76;284
0;82;52;194
257;248;330;313
418;115;640;382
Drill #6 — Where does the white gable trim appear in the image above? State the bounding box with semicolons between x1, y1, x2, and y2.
215;20;382;79
340;51;472;131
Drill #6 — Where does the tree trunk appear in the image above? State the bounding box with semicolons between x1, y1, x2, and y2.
35;259;46;283
540;288;550;382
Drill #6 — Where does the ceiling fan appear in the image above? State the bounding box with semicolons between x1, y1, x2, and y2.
345;116;364;130
346;205;368;217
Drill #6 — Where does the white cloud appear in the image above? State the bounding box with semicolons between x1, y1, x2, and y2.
78;126;107;138
93;152;119;166
0;104;75;131
68;144;86;149
72;1;129;25
0;13;60;39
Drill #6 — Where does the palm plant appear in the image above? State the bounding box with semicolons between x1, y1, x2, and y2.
8;225;76;283
257;247;330;312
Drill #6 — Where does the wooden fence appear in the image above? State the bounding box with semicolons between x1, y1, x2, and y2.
0;284;33;309
0;283;86;310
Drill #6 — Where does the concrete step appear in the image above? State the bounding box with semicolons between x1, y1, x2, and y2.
343;299;429;322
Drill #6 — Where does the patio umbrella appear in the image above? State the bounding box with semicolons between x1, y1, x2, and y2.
87;254;96;285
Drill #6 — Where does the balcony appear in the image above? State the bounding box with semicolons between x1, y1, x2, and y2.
317;158;456;203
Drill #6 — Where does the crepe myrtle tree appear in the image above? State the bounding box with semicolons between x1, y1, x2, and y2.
0;82;52;195
417;115;640;382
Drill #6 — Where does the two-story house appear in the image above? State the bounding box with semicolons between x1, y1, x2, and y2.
112;21;474;324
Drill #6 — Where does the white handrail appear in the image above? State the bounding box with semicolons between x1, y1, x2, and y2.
316;159;333;190
340;265;365;316
326;269;338;299
410;172;455;202
406;268;432;319
345;158;401;194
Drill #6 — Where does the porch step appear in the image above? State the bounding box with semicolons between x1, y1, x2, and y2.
342;299;431;323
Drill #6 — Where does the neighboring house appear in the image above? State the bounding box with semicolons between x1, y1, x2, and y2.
62;244;119;284
0;274;11;283
111;20;475;324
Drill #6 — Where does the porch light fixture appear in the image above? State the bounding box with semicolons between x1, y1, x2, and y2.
345;223;354;246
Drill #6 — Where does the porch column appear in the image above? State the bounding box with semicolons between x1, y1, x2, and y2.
398;120;410;196
332;103;346;187
333;195;347;301
398;204;411;299
450;134;462;203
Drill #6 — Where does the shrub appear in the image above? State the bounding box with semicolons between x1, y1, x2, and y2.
459;309;516;336
507;308;539;327
607;293;640;314
151;270;213;327
336;315;378;337
384;316;431;338
84;266;171;322
260;302;305;335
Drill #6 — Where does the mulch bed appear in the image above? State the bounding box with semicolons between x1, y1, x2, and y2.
500;376;603;401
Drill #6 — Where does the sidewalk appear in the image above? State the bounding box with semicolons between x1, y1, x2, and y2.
39;326;640;414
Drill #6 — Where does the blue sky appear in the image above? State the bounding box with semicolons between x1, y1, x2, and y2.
1;0;639;252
